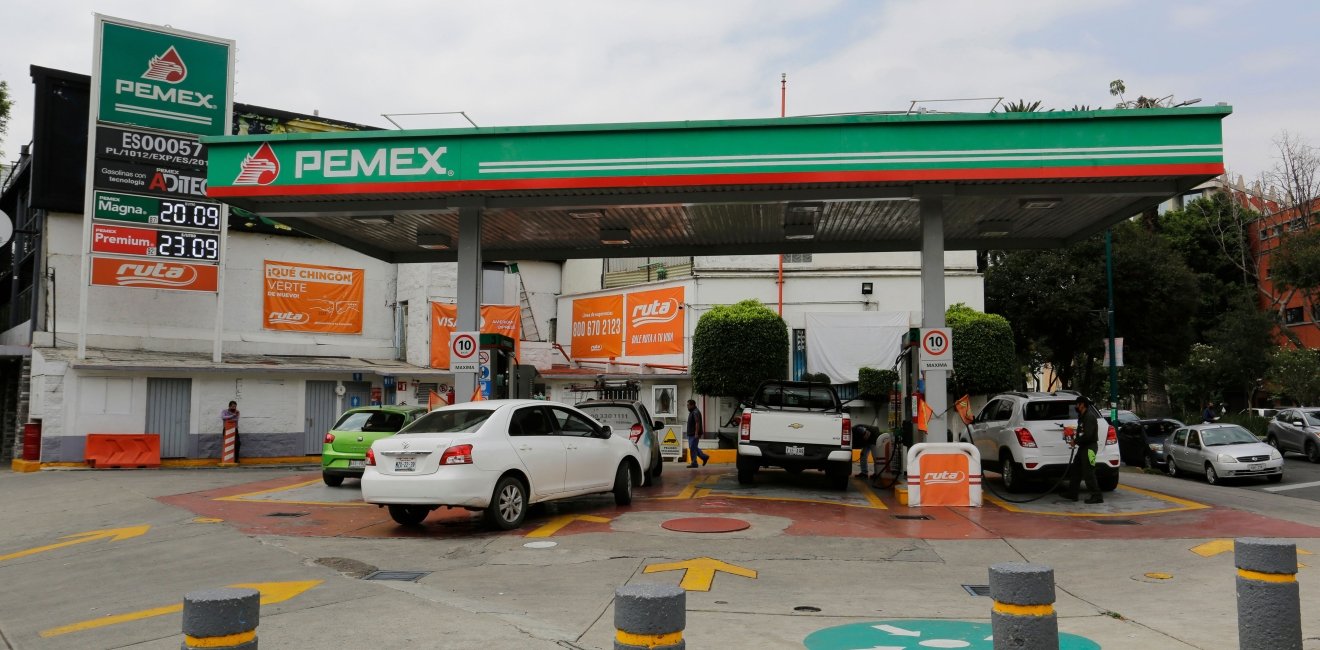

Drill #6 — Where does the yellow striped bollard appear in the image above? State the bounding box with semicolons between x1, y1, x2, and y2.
1235;537;1301;650
182;587;259;649
615;583;685;649
989;562;1057;649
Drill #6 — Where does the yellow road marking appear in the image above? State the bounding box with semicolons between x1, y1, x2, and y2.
192;517;224;524
616;630;683;646
0;525;150;563
185;630;257;647
643;556;757;592
855;479;889;509
1144;572;1173;580
1191;539;1313;559
1238;568;1296;583
214;479;370;507
992;602;1054;616
40;580;321;637
653;477;704;501
985;484;1207;517
524;514;611;538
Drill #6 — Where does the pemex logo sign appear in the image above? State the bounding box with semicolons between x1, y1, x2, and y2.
234;143;281;185
141;46;187;83
97;19;232;137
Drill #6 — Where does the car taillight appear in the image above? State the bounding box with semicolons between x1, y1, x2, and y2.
739;411;751;442
629;424;644;444
324;432;335;444
440;444;474;465
1014;427;1038;448
365;448;376;466
841;417;852;448
1105;425;1118;445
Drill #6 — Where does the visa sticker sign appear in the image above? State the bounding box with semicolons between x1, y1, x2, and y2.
97;17;233;136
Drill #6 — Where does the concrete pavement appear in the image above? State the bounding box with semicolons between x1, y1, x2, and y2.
1;465;1319;649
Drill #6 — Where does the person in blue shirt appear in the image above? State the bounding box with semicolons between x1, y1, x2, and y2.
685;399;709;468
1202;401;1216;423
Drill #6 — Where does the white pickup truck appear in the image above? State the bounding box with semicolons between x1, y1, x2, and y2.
736;380;853;489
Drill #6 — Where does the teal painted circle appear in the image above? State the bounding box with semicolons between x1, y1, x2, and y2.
803;619;1100;649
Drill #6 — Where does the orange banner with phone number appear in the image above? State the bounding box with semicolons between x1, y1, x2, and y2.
263;260;364;333
572;294;624;359
430;303;522;368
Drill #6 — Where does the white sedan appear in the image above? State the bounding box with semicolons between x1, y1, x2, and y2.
361;399;644;530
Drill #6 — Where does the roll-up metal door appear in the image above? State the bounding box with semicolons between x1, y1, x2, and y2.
305;381;338;455
147;378;192;458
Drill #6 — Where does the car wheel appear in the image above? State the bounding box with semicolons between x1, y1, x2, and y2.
826;462;851;491
387;504;430;527
1266;435;1280;451
1267;473;1284;484
613;463;634;506
484;475;528;530
1166;458;1178;478
1142;454;1154;471
1205;463;1219;485
322;473;344;487
651;448;663;479
1000;452;1026;493
1097;468;1119;492
1307;441;1320;464
736;455;758;485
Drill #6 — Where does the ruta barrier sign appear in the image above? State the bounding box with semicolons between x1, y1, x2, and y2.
905;442;981;507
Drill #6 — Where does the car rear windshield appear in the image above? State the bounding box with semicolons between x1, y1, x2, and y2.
399;409;492;435
333;411;406;433
1023;400;1077;421
577;405;640;429
756;384;837;410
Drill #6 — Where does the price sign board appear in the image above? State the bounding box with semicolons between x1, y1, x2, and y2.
94;190;221;231
450;331;479;373
919;327;953;371
91;223;219;261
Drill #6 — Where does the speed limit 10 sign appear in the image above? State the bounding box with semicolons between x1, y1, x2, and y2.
450;331;480;372
919;327;953;371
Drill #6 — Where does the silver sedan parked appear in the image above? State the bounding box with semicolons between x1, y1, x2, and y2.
1164;424;1283;485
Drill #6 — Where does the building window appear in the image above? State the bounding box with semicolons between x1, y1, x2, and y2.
1285;306;1305;324
782;253;812;264
1259;228;1269;240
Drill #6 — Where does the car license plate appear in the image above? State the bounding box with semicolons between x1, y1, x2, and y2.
786;445;805;456
1249;463;1265;471
395;457;416;472
348;460;365;468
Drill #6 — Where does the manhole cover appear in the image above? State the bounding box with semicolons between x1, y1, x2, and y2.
1091;519;1140;526
363;570;431;582
265;512;309;518
962;584;991;597
892;514;932;520
661;517;751;533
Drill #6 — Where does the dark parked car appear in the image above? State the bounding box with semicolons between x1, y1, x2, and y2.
1265;408;1320;462
1118;418;1183;469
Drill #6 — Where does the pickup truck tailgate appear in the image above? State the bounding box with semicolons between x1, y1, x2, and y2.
747;409;845;444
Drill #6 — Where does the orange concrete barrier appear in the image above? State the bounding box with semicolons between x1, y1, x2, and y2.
85;434;161;468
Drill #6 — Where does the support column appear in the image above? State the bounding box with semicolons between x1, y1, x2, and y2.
454;206;483;404
919;196;949;443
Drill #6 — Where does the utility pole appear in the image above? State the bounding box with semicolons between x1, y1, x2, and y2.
1106;228;1118;421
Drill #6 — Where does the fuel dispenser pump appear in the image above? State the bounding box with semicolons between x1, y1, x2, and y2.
479;333;543;400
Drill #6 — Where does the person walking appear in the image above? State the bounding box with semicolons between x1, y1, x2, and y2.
852;424;878;479
220;401;241;461
1202;401;1216;423
1063;395;1103;504
685;399;709;468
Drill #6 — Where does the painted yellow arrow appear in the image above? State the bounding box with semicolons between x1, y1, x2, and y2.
0;525;150;563
40;580;322;638
643;557;757;592
1191;539;1313;559
525;514;611;538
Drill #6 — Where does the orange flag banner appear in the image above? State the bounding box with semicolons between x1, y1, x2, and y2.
954;394;974;425
428;390;443;411
917;396;935;433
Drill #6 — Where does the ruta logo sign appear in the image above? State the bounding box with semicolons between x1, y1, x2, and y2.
625;286;684;356
234;143;280;185
922;470;967;485
142;45;187;83
90;257;218;292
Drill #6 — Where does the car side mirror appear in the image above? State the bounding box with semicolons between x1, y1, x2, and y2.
1294;419;1306;427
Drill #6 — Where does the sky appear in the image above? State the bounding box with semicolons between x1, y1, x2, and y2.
2;0;1317;183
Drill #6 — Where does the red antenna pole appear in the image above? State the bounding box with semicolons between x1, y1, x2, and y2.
780;73;787;118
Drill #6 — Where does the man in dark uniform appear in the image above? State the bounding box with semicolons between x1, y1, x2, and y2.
1064;395;1103;504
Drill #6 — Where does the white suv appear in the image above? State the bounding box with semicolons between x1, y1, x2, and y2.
965;391;1121;493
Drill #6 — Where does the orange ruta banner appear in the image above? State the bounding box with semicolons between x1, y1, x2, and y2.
625;286;684;356
430;303;523;368
263;260;364;333
572;294;624;359
919;453;970;506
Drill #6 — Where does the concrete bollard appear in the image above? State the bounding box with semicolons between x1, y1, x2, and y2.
181;587;260;650
989;562;1058;650
615;583;685;649
1235;537;1301;650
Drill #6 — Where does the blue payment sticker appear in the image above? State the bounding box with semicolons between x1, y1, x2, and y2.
804;620;1099;650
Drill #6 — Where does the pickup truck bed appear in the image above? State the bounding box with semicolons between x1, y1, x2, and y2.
736;381;853;489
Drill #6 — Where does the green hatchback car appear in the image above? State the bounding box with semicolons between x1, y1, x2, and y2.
321;405;428;486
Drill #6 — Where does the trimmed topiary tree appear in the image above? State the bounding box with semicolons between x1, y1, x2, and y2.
946;303;1019;396
692;299;789;401
858;367;899;400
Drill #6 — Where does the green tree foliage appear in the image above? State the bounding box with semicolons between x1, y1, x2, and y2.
945;304;1018;395
691;299;788;400
0;80;12;159
1270;226;1320;315
858;367;898;399
1266;347;1320;406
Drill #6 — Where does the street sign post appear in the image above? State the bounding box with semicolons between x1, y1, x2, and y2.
450;331;479;373
919;327;953;371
